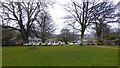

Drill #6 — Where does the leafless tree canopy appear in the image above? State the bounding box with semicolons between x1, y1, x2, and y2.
64;0;96;44
0;1;56;43
0;0;120;45
32;11;56;43
64;0;119;44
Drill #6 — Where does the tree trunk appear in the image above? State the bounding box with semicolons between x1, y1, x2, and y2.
20;30;29;44
96;23;103;45
80;26;85;45
42;39;45;43
41;35;46;43
81;32;84;45
22;34;29;44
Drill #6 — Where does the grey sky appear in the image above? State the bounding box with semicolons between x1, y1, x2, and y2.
0;0;120;34
49;0;120;34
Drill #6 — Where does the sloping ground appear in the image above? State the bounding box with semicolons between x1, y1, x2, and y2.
2;45;118;66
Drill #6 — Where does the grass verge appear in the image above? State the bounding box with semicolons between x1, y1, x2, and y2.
2;45;118;66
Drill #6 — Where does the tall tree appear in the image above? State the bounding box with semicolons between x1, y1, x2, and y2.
67;21;79;44
59;28;73;44
0;1;51;43
90;1;117;43
64;0;96;45
32;10;56;43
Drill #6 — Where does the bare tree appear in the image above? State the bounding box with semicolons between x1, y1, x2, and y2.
90;1;117;44
64;0;95;45
64;0;118;45
58;28;72;44
32;10;56;43
0;1;51;43
67;21;79;44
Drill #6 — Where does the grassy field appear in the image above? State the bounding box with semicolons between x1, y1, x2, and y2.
2;45;119;66
0;46;2;67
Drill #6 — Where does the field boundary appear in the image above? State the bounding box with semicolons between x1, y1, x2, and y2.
88;46;119;49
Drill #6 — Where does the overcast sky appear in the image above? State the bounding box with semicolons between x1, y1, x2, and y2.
49;0;120;34
1;0;120;34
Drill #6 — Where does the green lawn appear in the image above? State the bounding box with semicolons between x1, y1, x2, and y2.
2;45;119;66
0;46;2;67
